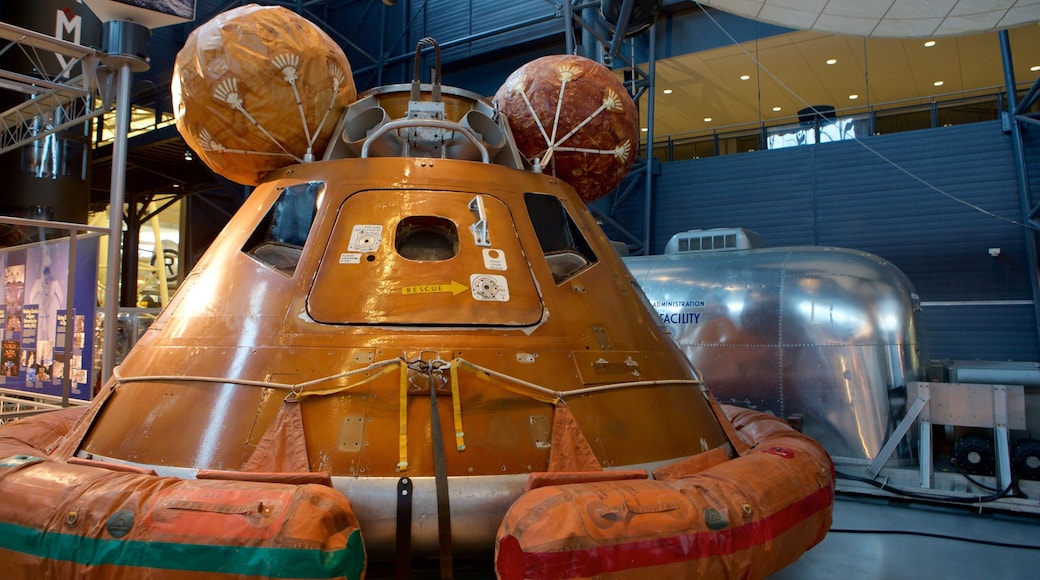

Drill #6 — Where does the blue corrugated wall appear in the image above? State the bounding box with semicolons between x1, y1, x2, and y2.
613;121;1040;362
339;0;565;93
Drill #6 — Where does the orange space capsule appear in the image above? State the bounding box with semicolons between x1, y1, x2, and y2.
0;10;833;579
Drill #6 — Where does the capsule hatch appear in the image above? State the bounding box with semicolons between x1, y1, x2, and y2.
307;189;543;326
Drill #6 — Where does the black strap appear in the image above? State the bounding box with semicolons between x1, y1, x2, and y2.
429;369;454;579
395;476;412;580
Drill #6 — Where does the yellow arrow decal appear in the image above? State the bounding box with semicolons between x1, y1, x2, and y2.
401;281;469;296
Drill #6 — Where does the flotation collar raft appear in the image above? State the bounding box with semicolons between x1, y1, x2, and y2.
0;391;831;578
0;407;366;579
495;404;835;579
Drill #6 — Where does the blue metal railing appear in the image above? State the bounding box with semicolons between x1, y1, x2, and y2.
645;87;1034;162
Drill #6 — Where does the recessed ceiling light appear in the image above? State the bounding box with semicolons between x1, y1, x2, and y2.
703;117;713;122
1031;65;1040;72
933;80;944;87
849;94;859;100
924;40;936;47
740;74;751;81
662;89;673;95
826;58;837;65
772;106;782;112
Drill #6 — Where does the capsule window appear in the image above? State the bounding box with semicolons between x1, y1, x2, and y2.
524;192;597;283
243;181;323;274
395;216;459;261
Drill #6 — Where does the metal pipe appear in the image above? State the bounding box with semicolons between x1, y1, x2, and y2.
1017;114;1040;130
377;1;386;85
608;0;636;58
122;193;139;307
581;5;597;59
0;216;107;233
610;169;642;212
999;30;1040;353
642;24;656;254
1015;75;1040;115
62;231;76;407
563;0;575;55
102;62;132;384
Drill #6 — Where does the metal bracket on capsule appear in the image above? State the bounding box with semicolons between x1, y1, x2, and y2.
468;195;490;246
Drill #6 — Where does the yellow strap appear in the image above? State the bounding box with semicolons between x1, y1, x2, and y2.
293;364;399;400
450;362;465;451
398;359;409;471
454;359;559;404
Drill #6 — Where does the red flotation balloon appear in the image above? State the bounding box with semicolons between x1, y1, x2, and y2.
494;54;639;202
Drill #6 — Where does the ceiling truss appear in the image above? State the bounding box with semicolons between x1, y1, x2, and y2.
0;21;113;157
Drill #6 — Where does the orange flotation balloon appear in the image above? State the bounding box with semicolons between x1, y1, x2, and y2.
173;4;357;185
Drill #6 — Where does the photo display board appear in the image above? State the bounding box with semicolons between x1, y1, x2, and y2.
1;237;99;401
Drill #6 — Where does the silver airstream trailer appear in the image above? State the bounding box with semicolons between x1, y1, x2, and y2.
624;229;926;464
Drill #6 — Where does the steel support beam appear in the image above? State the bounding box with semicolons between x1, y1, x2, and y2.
999;30;1040;353
559;0;657;254
642;24;656;254
101;62;132;384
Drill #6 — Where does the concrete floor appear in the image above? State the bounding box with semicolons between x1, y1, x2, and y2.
370;493;1040;578
770;495;1040;580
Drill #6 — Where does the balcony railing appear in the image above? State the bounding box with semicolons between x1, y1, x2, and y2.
646;86;1037;162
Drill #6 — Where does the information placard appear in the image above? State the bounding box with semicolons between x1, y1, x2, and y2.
0;237;99;401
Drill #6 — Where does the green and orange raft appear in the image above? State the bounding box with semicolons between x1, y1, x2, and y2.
0;401;831;579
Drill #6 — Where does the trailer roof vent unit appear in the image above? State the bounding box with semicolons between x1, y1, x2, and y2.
664;228;763;254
